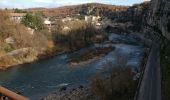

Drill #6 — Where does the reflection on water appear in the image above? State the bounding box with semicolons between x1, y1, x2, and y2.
0;33;146;100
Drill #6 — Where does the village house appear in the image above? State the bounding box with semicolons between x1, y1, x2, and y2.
85;15;102;29
44;19;52;31
44;19;51;26
10;13;26;23
62;17;73;23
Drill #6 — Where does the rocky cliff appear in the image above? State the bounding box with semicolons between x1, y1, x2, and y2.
107;0;169;40
106;2;149;34
147;0;170;39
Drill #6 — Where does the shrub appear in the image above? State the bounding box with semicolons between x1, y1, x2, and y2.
91;67;136;100
4;44;14;52
91;56;136;100
67;24;107;50
52;23;107;51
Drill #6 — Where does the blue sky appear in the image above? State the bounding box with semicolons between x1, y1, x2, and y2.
0;0;147;8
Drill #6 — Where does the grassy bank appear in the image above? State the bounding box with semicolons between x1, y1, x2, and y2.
161;39;170;100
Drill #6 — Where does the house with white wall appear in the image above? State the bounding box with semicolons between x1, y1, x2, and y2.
44;19;52;31
10;13;26;23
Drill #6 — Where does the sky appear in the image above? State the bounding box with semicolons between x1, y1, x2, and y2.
0;0;147;8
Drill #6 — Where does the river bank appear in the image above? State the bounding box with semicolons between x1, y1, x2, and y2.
43;65;143;100
0;44;111;71
0;33;147;71
0;32;150;100
43;84;93;100
0;47;69;71
42;39;150;100
0;42;147;99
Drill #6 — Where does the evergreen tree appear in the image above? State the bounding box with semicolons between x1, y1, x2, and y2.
21;13;44;30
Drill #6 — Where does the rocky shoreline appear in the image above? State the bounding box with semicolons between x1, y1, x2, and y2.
43;84;95;100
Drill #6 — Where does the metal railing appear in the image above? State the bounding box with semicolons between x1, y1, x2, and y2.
0;86;29;100
133;42;153;100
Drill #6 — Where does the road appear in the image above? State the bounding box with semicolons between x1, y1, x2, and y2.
138;43;161;100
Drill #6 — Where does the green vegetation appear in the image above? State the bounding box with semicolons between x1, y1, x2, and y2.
21;13;45;30
14;8;27;13
161;39;170;100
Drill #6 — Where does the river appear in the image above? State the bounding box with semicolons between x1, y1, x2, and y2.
0;33;146;100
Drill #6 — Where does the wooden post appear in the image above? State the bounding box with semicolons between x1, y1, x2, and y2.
0;86;29;100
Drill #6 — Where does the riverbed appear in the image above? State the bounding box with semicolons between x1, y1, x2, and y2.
0;33;147;100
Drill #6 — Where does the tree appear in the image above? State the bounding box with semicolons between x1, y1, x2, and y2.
21;13;45;30
14;8;27;13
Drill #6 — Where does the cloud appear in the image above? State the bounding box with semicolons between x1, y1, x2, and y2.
34;0;53;3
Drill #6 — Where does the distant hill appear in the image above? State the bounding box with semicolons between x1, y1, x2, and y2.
25;3;128;17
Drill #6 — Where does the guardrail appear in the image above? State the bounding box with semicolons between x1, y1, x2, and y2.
0;86;29;100
133;42;153;100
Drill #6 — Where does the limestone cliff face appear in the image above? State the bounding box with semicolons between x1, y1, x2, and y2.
107;2;149;33
147;0;170;39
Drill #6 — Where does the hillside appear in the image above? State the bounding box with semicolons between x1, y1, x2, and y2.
25;3;128;17
0;10;50;69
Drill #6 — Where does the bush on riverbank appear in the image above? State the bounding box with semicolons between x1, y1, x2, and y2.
90;60;137;100
91;68;136;100
68;24;107;50
52;22;107;51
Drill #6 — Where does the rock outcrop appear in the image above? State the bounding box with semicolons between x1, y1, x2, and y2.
107;2;150;33
107;0;170;40
147;0;170;39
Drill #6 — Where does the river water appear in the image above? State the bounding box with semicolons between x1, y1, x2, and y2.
0;33;146;100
